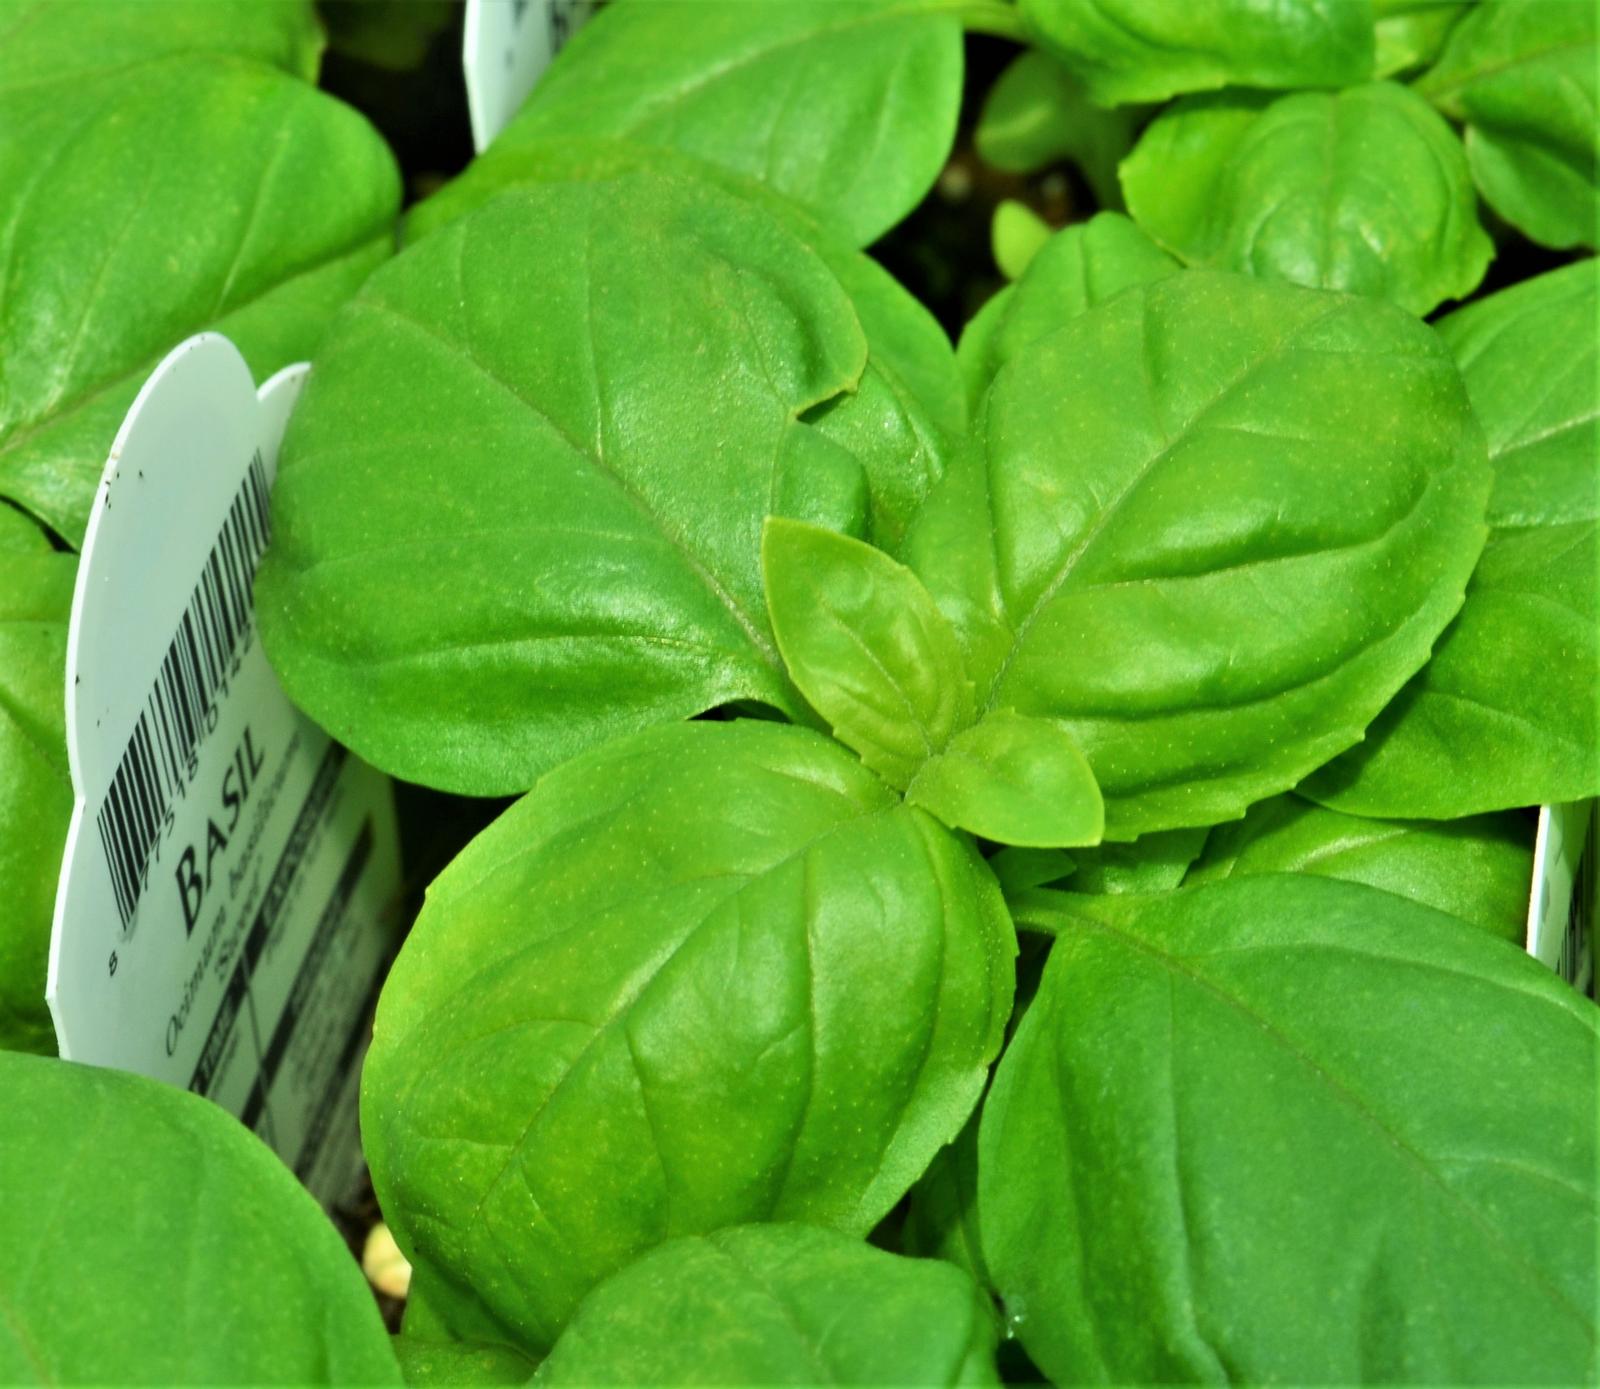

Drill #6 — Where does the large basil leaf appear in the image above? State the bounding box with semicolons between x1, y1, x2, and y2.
1417;0;1598;250
0;58;399;543
0;0;322;88
392;1336;537;1388
0;1052;400;1384
1184;793;1533;940
1018;0;1374;105
362;720;1016;1355
974;50;1138;207
487;0;962;248
0;518;73;1055
956;212;1178;411
533;1224;999;1386
1305;259;1599;816
907;270;1491;839
981;876;1599;1384
259;175;870;794
1121;82;1492;316
1373;0;1471;78
409;136;963;553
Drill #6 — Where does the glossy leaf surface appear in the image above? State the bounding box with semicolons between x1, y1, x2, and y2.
1306;260;1599;816
533;1225;998;1387
0;59;398;542
1019;0;1374;105
981;876;1599;1384
907;712;1104;848
1418;0;1598;249
0;517;73;1054
1185;793;1533;939
763;518;971;789
260;175;869;794
909;271;1491;838
363;721;1015;1355
0;1053;400;1385
1122;82;1491;315
408;136;963;553
957;213;1178;411
491;0;963;247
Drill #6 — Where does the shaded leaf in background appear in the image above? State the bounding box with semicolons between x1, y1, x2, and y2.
1121;82;1492;316
260;174;870;794
974;49;1139;207
1305;259;1599;816
980;876;1599;1384
908;271;1491;838
1417;0;1598;250
532;1225;999;1387
957;212;1178;410
0;1052;400;1385
362;721;1015;1355
1018;0;1374;106
489;0;963;247
1059;824;1208;895
1184;793;1533;940
903;1116;989;1291
0;57;399;543
990;200;1051;282
0;510;72;1054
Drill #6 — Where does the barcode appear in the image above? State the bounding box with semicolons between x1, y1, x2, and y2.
95;453;272;929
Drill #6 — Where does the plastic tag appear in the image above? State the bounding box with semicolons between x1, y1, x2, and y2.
48;334;403;1207
1526;800;1596;997
463;0;593;152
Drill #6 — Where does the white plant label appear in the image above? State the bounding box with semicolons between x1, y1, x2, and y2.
463;0;593;152
1526;800;1595;997
49;334;403;1207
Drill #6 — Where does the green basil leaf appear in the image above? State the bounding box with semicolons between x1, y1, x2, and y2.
532;1224;999;1387
763;517;973;789
957;212;1178;411
980;875;1600;1384
0;0;323;88
1184;793;1533;940
907;711;1104;848
491;0;963;247
991;200;1052;281
904;1117;990;1290
0;59;399;543
974;50;1139;206
908;270;1491;839
393;1337;537;1388
362;720;1016;1355
1304;259;1599;816
1121;82;1492;316
0;538;73;1054
1058;825;1209;895
323;0;455;72
408;136;964;553
985;845;1076;894
259;174;870;795
0;1052;400;1385
1373;0;1471;78
1018;0;1375;106
1417;0;1598;250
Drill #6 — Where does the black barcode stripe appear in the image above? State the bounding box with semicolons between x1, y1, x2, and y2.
94;453;272;930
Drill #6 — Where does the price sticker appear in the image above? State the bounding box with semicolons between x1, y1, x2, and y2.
1526;800;1596;997
49;334;403;1207
463;0;593;152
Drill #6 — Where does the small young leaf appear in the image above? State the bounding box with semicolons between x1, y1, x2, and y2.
907;711;1104;848
980;876;1600;1384
1019;0;1375;106
957;212;1178;410
363;721;1015;1355
0;1053;400;1385
1062;825;1209;895
532;1225;999;1387
763;517;973;789
1417;0;1598;250
991;200;1052;281
986;845;1076;894
1372;0;1471;78
908;271;1491;839
1121;82;1492;316
491;0;963;247
1305;260;1599;816
1185;793;1533;940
